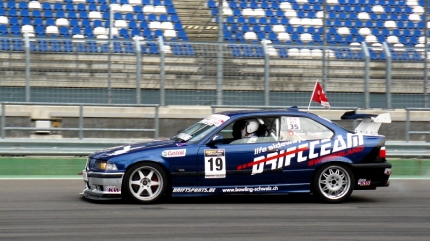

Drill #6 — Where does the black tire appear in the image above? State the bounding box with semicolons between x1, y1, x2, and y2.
312;163;354;203
122;162;168;204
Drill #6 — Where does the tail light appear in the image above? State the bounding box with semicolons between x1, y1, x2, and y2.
379;146;386;158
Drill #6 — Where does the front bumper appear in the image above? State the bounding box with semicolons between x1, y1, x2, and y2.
80;170;124;200
351;162;392;190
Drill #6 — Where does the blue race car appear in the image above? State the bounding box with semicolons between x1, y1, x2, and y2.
81;108;392;203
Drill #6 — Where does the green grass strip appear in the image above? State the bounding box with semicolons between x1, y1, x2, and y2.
0;157;429;177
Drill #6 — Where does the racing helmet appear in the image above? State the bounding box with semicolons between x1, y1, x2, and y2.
241;119;260;138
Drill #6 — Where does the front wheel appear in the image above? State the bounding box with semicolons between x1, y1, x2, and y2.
122;162;168;204
313;163;354;203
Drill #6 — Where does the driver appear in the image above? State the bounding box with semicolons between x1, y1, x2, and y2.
232;119;260;143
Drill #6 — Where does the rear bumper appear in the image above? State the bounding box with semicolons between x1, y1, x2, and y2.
350;162;392;190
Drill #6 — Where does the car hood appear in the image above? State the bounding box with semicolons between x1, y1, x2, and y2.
89;139;183;159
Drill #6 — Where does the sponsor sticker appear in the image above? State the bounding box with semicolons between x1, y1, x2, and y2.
384;168;392;175
239;133;365;175
199;114;230;127
358;179;371;186
106;186;120;192
284;117;301;130
162;149;186;158
204;149;226;178
173;187;216;193
107;145;131;156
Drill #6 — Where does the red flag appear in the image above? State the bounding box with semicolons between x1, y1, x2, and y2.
311;81;330;109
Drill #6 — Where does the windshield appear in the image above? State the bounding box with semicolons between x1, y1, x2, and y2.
172;114;230;143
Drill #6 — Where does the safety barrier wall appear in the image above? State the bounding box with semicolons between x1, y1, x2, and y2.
0;36;429;109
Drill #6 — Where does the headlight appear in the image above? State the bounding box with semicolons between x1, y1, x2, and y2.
94;161;118;171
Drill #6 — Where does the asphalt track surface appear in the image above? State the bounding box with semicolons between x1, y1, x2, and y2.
0;179;429;241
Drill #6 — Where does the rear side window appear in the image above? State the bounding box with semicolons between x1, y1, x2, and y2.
280;116;333;141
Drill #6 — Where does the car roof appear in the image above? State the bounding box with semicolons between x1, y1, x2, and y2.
216;107;318;119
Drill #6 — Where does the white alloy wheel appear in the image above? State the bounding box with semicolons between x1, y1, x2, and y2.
314;164;354;203
124;163;167;203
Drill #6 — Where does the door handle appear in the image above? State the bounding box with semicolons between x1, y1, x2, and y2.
267;148;279;153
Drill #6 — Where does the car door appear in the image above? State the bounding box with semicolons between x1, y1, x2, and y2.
277;116;335;186
197;117;281;187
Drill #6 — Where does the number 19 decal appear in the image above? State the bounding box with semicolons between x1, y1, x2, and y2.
204;149;226;178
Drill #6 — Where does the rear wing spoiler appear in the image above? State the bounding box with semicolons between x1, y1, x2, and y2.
341;111;391;135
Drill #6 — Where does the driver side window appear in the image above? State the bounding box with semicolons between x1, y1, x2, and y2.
214;117;279;144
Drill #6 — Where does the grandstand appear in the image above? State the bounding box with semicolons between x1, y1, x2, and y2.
0;0;429;107
0;0;428;56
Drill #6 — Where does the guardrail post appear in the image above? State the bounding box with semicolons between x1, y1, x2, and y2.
24;33;31;102
405;108;410;142
134;37;142;104
216;0;224;105
79;105;84;140
262;40;270;106
158;37;165;106
155;106;159;139
1;103;5;139
382;42;392;109
361;42;370;109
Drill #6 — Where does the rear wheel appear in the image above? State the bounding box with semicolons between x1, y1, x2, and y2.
123;162;167;204
313;163;354;203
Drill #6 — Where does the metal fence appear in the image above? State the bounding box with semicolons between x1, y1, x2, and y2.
0;102;160;140
0;35;429;109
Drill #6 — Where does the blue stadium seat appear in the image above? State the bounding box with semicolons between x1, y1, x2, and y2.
59;27;70;37
89;3;98;12
20;9;30;17
10;25;20;36
35;25;45;36
51;40;63;52
12;39;24;51
9;17;19;26
32;10;41;18
18;1;28;9
140;21;149;29
1;39;10;50
142;28;151;38
42;2;51;11
72;26;81;35
79;11;88;19
159;14;168;22
119;28;130;39
22;17;31;25
82;19;91;28
125;13;134;21
136;13;145;21
148;44;159;54
44;10;53;18
65;3;75;11
167;6;176;14
54;3;63;11
56;10;65;18
148;14;157;21
178;30;188;41
62;41;73;52
171;14;180;23
8;9;18;17
0;25;8;36
100;4;108;12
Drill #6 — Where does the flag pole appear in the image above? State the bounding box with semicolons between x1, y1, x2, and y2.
307;79;318;112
